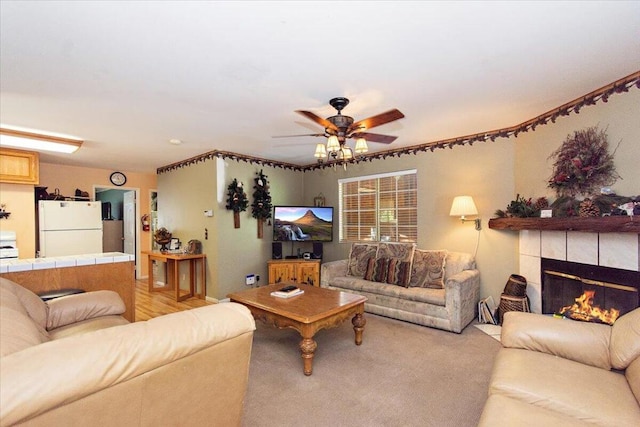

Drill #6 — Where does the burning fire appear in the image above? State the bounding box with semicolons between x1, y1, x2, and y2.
558;290;620;325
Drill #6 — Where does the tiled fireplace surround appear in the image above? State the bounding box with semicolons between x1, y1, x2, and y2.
518;231;640;314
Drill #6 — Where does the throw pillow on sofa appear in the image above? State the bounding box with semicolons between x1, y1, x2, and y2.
347;243;379;277
409;249;447;289
364;257;412;287
376;242;416;263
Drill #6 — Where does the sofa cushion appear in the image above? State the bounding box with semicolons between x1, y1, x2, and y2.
331;276;446;306
48;315;130;340
479;394;588;427
386;258;412;287
347;243;378;277
0;306;51;357
376;242;415;263
364;257;411;287
409;249;447;288
490;348;640;427
46;290;126;331
610;307;640;370
0;278;48;330
442;252;476;280
364;257;388;282
627;357;640;407
0;284;50;357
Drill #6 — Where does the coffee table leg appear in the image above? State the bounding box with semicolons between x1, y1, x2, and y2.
300;337;317;376
352;313;366;345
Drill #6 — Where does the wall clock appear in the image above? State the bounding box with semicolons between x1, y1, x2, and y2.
110;171;127;186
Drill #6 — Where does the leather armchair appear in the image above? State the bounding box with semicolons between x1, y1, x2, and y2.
0;277;256;426
479;309;640;426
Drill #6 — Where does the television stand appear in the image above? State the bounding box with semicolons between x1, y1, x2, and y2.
267;259;320;286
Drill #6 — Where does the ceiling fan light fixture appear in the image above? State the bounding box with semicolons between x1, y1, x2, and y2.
326;135;340;152
355;138;368;154
341;147;353;160
314;143;327;159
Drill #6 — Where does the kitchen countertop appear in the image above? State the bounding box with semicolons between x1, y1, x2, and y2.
0;252;135;274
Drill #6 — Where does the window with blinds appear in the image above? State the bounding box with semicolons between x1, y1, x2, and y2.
338;170;417;243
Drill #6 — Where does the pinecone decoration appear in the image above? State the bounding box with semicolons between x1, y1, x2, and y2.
534;197;549;211
579;198;601;217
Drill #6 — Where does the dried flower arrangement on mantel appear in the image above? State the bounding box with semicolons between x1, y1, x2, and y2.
491;124;639;232
547;126;620;198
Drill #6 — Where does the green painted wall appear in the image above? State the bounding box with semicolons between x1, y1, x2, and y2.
156;89;639;303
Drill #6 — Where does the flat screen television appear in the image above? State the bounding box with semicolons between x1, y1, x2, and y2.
272;206;333;242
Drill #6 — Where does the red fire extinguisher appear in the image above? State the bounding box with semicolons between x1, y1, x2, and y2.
141;214;150;232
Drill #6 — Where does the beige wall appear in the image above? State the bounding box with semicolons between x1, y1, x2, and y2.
0;163;157;275
304;139;517;303
515;89;640;198
0;182;37;257
157;157;303;300
305;90;639;303
155;89;637;303
8;89;633;305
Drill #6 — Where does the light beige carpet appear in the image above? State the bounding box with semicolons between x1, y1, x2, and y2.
242;315;502;427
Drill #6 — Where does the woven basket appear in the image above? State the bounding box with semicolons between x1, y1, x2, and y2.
503;274;528;297
498;294;530;324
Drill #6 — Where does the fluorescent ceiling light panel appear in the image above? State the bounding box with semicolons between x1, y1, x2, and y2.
0;127;83;153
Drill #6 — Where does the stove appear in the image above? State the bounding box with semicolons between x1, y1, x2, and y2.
0;230;19;259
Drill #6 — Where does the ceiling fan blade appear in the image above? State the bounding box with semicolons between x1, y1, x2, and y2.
271;133;325;138
349;109;405;132
351;132;397;144
295;110;339;131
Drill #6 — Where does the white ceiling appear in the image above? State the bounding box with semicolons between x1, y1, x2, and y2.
1;1;639;174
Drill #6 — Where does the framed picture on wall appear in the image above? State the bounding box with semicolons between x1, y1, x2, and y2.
314;193;325;207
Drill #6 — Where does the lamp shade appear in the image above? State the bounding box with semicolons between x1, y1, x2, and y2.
449;196;478;218
314;143;327;158
326;135;340;152
340;147;353;160
355;138;368;154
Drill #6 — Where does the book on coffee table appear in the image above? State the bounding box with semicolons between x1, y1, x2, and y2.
271;285;304;298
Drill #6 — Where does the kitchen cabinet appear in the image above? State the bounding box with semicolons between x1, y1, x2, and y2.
0;148;39;184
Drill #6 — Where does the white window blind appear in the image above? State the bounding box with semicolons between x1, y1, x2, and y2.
338;170;417;243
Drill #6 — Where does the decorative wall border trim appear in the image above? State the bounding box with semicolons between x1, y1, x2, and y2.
157;150;301;174
158;71;639;174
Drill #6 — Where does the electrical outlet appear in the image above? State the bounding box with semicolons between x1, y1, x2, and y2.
246;274;255;286
256;275;260;282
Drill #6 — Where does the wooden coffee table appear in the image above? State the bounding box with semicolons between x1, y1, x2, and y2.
228;284;367;375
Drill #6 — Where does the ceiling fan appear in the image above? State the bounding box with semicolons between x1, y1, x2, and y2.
274;97;405;163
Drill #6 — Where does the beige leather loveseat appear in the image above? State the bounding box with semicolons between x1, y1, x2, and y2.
0;277;255;426
479;309;640;426
321;243;480;333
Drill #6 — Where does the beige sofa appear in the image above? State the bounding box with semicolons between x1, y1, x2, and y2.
321;243;480;333
479;309;640;426
0;277;255;427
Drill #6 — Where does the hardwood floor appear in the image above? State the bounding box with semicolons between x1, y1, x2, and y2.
134;279;213;321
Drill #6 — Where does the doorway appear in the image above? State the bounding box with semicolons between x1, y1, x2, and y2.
94;186;141;278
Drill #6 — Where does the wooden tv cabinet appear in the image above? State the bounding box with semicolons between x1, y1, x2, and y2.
268;259;320;286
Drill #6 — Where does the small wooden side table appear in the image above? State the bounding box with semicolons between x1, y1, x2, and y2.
143;251;206;301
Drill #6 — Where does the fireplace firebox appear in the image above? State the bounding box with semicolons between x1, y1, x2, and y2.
541;258;639;324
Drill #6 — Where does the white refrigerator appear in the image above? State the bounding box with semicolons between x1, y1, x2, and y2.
39;200;103;257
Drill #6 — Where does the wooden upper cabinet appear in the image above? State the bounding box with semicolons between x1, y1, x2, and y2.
0;148;39;184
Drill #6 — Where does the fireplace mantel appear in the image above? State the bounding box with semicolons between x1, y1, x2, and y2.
488;216;640;233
